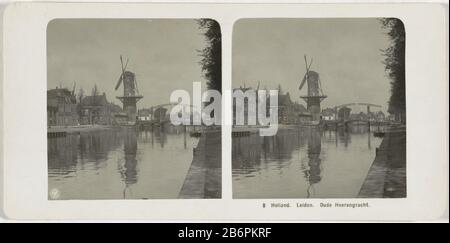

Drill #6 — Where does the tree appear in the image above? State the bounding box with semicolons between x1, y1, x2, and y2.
198;19;222;93
380;18;406;123
92;84;99;97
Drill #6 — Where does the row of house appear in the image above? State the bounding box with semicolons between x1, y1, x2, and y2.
48;85;390;127
321;107;387;122
47;87;125;127
137;107;169;122
232;86;313;125
231;84;391;125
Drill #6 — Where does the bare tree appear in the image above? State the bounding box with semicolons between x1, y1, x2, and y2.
78;88;84;103
92;84;99;97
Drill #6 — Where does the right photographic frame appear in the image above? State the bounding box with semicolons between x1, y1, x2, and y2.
232;18;406;199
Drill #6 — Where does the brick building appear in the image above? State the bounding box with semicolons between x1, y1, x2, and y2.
79;93;120;125
47;88;78;126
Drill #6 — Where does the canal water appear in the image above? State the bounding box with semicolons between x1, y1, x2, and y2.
232;125;383;198
48;126;200;200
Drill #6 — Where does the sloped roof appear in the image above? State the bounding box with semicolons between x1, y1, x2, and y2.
47;88;76;104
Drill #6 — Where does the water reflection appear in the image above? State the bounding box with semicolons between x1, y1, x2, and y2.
120;129;138;198
304;130;322;198
48;130;122;179
48;126;200;200
232;126;384;198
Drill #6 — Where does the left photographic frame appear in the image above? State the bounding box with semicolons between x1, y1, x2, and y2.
46;19;222;200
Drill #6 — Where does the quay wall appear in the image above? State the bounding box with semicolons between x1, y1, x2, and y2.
358;127;406;198
178;130;221;199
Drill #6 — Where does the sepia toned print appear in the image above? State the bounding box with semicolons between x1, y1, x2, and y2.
232;18;406;199
47;19;222;200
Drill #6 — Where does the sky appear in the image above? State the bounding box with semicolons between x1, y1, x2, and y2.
47;19;208;109
233;18;391;113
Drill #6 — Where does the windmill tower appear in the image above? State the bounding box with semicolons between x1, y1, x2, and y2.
115;55;143;124
299;55;327;121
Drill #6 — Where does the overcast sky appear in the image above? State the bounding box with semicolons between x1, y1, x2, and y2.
233;18;391;113
48;19;207;109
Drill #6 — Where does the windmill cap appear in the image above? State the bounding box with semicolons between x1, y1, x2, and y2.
123;71;135;76
307;71;319;77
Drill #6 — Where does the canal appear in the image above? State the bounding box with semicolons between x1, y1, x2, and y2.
232;125;383;198
48;126;201;200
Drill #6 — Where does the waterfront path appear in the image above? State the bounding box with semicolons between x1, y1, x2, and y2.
48;125;117;134
358;126;406;198
178;130;222;199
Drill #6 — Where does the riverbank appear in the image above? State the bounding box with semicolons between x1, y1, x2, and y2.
178;129;221;199
358;126;406;198
48;125;119;134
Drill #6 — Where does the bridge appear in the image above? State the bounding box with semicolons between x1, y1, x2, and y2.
137;103;199;128
334;103;382;115
323;102;387;129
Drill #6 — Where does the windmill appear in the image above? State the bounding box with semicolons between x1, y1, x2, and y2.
115;55;143;124
299;55;327;121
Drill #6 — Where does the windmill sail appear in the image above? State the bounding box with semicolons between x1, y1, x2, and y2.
115;55;129;91
115;74;123;90
299;74;307;90
299;55;313;90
